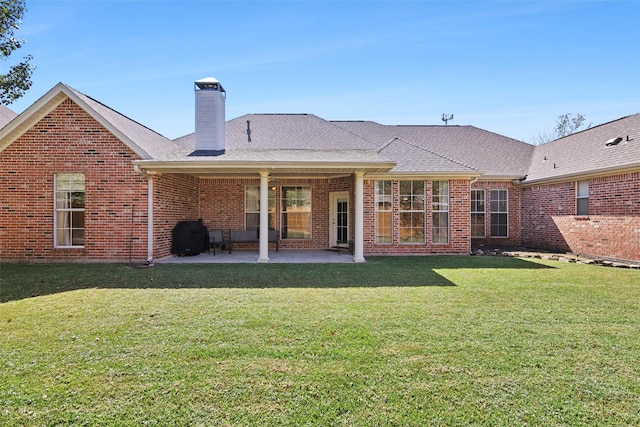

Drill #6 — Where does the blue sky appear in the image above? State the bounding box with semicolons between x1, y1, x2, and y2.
8;0;640;142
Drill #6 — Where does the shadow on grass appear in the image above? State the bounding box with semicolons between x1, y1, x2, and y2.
0;256;552;303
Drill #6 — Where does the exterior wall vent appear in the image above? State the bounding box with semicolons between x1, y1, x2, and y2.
195;77;226;152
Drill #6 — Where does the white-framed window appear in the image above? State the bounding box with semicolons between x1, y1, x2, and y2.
432;180;449;244
471;189;486;238
399;180;425;243
375;180;392;243
490;189;508;237
576;180;589;215
245;185;276;230
281;186;311;239
55;173;85;247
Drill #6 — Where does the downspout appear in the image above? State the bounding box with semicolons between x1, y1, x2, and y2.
134;164;154;263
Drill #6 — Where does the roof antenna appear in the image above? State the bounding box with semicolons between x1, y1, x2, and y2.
442;113;454;125
246;120;252;142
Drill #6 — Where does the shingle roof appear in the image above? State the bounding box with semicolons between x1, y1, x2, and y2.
333;121;533;177
65;85;181;159
378;138;478;174
172;115;518;176
0;105;17;129
524;113;640;183
6;82;639;182
173;114;380;153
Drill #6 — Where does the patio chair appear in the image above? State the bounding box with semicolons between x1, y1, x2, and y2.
208;229;229;255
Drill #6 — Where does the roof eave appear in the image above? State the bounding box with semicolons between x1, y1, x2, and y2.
478;174;527;181
132;159;397;175
0;86;68;153
366;170;484;180
517;164;640;186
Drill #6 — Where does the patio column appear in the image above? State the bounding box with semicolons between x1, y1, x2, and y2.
354;171;365;263
258;170;270;263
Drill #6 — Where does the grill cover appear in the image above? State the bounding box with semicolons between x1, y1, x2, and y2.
171;220;208;256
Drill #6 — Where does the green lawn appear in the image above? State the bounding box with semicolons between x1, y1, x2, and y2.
1;257;639;426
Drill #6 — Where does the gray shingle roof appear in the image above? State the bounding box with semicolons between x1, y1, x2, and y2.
173;114;380;153
378;138;478;174
524;113;640;183
66;85;181;159
166;114;394;167
172;115;524;175
8;82;639;182
0;105;17;129
333;121;533;177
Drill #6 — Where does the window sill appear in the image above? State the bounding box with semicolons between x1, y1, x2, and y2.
574;215;590;220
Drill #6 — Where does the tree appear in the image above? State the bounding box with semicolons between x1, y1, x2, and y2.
0;0;34;105
531;113;592;145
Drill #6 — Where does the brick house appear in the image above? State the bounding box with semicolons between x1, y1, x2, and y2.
1;78;639;263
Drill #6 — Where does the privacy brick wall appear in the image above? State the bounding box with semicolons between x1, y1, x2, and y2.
0;99;149;262
520;172;640;261
363;179;471;255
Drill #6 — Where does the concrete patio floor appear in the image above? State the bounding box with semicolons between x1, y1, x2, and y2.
156;249;356;264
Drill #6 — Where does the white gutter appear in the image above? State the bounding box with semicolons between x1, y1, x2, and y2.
516;164;640;187
134;164;154;263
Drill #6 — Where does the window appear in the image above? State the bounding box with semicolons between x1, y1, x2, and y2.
55;173;85;247
281;186;311;239
490;189;508;237
432;181;449;244
245;185;276;230
471;189;486;238
375;180;392;243
576;180;589;215
399;181;425;243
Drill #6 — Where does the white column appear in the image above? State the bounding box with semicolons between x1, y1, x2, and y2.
354;171;365;262
257;171;270;263
146;176;154;263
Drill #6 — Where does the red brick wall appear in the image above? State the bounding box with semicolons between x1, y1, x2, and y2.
521;173;640;261
520;182;573;252
153;173;200;258
0;99;149;262
470;181;522;247
197;177;336;250
363;179;471;255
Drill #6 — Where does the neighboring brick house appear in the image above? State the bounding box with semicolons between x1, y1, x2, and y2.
1;79;639;263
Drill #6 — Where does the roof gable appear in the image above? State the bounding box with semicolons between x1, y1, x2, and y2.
0;83;178;158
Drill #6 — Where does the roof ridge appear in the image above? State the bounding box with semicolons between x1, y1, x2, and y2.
546;113;640;143
379;136;478;171
329;120;386;148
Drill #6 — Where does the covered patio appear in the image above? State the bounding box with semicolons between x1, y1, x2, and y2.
156;249;357;264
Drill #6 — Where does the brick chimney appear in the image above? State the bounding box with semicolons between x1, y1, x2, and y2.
194;77;226;153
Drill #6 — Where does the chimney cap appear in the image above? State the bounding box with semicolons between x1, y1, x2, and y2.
195;77;225;93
